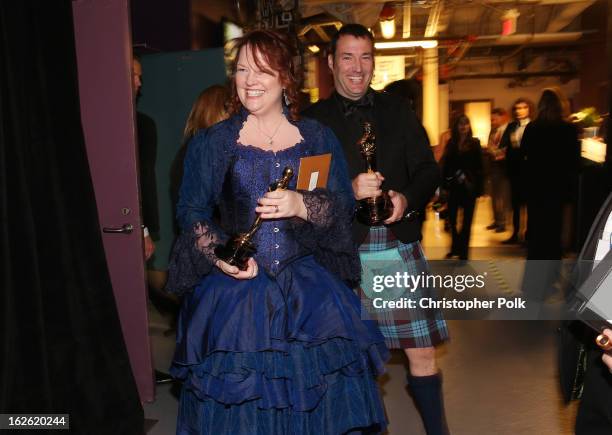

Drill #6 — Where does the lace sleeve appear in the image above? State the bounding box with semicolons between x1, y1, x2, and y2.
302;189;336;228
166;221;228;294
166;127;232;294
291;125;360;284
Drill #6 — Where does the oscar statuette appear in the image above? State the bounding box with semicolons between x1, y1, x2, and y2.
355;122;393;226
214;167;294;270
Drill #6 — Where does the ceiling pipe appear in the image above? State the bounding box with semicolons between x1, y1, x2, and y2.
449;70;577;80
500;43;527;64
425;0;444;37
473;31;583;45
368;31;585;54
546;0;596;32
484;0;594;4
305;0;389;4
446;41;473;67
403;1;411;38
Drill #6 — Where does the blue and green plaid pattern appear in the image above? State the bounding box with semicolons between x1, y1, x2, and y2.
358;227;449;349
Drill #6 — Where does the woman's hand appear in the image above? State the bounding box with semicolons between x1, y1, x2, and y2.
215;257;258;279
602;328;612;371
256;190;307;220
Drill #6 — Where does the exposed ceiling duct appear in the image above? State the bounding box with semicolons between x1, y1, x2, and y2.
449;70;577;80
424;0;444;37
546;0;596;32
484;0;594;4
472;31;584;46
308;3;384;27
403;1;411;38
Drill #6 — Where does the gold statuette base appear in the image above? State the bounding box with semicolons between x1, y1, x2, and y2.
356;193;393;226
214;234;256;271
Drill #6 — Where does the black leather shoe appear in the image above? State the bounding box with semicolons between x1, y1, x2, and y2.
155;370;174;384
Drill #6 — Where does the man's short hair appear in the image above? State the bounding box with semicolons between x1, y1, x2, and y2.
491;107;507;117
330;24;374;57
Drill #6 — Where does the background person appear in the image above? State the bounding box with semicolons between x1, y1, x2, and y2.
522;87;580;261
133;56;175;384
486;107;509;233
170;84;229;222
520;88;580;308
499;97;534;245
602;329;612;371
132;57;159;260
440;114;484;260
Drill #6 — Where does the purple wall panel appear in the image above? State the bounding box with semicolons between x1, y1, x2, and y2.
72;0;154;402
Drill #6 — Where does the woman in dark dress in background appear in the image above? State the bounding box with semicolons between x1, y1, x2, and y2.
170;84;229;224
521;87;580;261
441;114;484;260
520;88;580;304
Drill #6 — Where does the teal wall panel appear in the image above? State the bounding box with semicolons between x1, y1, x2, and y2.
138;48;226;270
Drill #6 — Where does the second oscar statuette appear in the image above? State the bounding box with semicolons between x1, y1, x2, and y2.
355;122;393;226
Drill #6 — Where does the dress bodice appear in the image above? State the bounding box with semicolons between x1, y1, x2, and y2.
218;142;313;274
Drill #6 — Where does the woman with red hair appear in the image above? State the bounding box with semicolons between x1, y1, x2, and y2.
167;30;388;434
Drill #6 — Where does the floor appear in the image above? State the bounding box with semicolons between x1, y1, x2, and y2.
143;197;579;434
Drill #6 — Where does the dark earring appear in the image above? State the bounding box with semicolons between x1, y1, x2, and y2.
283;89;290;106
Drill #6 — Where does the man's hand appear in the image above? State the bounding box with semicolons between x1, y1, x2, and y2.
144;235;155;260
383;190;408;224
352;172;384;200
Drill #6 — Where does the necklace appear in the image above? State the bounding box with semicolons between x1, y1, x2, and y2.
256;115;285;146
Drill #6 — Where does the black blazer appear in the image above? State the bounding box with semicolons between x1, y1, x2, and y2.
441;137;484;197
521;120;580;202
303;91;440;245
499;120;524;178
136;111;160;235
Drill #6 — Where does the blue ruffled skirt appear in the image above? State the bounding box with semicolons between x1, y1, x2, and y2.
171;256;389;435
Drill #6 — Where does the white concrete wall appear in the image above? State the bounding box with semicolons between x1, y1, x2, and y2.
448;77;580;115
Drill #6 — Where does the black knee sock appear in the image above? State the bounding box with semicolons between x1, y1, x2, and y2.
407;373;449;435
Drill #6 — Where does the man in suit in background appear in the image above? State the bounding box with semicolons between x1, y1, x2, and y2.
486;107;509;233
133;57;176;384
499;98;533;244
132;58;158;260
304;24;449;435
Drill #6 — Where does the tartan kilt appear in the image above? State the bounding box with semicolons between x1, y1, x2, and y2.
358;227;449;349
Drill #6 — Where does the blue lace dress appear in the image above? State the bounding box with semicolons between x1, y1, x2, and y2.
167;110;389;435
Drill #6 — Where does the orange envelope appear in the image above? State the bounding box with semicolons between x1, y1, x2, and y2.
296;153;331;191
